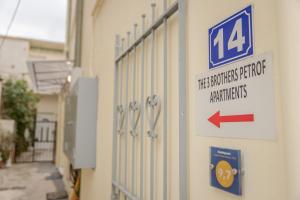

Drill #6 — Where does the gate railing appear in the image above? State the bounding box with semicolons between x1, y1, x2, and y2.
112;0;187;200
33;121;57;162
16;121;57;163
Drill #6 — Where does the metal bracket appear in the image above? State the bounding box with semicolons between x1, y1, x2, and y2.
145;95;161;139
129;101;141;137
117;105;126;135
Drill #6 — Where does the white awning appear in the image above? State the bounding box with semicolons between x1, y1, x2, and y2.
27;60;73;94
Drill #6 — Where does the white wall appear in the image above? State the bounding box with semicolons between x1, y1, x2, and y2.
29;48;65;61
0;36;65;90
188;1;287;200
37;94;59;118
0;119;15;134
0;38;29;79
278;0;300;199
55;93;72;191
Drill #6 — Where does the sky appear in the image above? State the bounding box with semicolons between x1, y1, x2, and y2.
0;0;67;43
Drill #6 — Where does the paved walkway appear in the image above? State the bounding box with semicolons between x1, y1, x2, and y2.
0;163;66;200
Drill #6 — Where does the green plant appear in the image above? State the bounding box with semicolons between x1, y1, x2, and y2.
0;127;15;163
1;79;39;156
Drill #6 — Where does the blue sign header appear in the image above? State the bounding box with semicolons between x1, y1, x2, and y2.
209;5;254;69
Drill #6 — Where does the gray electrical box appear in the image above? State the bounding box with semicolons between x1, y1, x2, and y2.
64;77;98;169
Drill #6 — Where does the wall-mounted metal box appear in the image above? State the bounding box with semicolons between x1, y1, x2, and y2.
64;77;98;169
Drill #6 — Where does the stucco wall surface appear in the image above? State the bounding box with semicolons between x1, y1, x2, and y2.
58;0;300;200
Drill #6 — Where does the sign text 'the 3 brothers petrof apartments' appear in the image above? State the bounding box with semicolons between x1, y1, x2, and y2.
195;53;276;139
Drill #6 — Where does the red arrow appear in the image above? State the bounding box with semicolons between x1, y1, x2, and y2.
208;111;254;128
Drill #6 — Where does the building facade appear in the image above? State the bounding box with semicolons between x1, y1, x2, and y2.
0;35;65;118
55;0;300;200
0;36;66;163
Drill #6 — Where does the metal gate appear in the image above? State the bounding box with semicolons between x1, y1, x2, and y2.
112;0;187;200
16;120;57;163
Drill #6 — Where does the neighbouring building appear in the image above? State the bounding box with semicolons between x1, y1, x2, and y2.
54;0;300;200
0;35;65;118
0;35;72;163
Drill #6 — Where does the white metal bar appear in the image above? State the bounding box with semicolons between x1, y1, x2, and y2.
178;0;188;199
150;4;155;96
118;39;125;186
131;24;138;195
120;39;124;103
139;14;146;200
112;35;121;200
125;32;131;195
131;107;136;193
133;24;137;101
113;181;139;200
150;4;156;200
163;0;168;199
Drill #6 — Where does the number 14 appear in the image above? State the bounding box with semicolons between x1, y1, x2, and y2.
214;18;245;59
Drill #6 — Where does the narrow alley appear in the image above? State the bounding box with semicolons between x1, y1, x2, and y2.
0;163;67;200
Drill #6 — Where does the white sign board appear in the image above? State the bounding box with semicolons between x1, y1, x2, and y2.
195;53;276;139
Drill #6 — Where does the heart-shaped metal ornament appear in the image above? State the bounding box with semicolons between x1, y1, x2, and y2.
117;105;126;135
145;95;161;138
129;101;141;137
